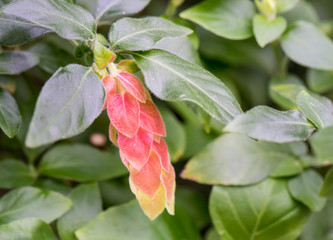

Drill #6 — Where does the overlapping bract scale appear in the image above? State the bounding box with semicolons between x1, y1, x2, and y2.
102;69;175;220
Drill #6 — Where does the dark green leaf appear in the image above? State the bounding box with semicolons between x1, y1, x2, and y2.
300;201;333;240
224;106;315;143
296;90;333;128
35;179;72;196
109;17;192;51
270;157;302;178
0;89;21;138
307;69;333;93
320;168;333;198
160;108;186;162
0;159;36;188
275;0;299;13
130;50;243;124
75;199;201;240
25;64;105;148
182;133;294;185
58;183;102;240
39;144;127;181
253;15;287;47
0;186;72;224
2;0;96;40
210;178;310;240
0;51;38;75
310;126;333;164
281;21;333;70
0;14;51;46
288;170;326;211
0;218;57;240
28;42;77;74
180;0;255;40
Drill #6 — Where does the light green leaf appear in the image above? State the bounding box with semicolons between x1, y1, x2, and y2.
275;0;299;13
269;74;333;111
76;199;201;240
0;218;57;240
25;64;105;148
320;168;333;198
210;178;310;240
288;170;326;211
270;157;303;178
180;0;255;40
130;49;243;124
0;89;21;138
224;106;315;143
2;0;96;40
253;15;287;47
0;186;72;224
296;90;333;128
77;0;151;23
0;51;38;75
58;183;102;240
0;159;36;188
282;1;319;24
281;21;333;70
39;144;127;181
307;69;333;93
0;14;51;46
160;108;186;162
109;17;192;51
310;126;333;164
182;133;295;185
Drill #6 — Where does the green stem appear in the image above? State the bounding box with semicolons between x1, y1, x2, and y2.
164;0;184;19
273;42;287;76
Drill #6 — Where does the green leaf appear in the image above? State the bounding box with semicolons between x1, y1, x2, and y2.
39;144;127;181
270;157;303;178
180;0;255;40
296;90;333;128
300;201;333;240
130;50;243;124
35;179;72;196
281;1;319;24
0;51;38;75
25;64;105;148
210;178;310;240
253;14;287;47
98;0;150;22
320;168;333;198
160;108;186;162
0;14;51;46
109;17;192;51
75;199;201;240
182;133;295;185
0;159;36;188
93;41;115;70
153;36;201;65
275;0;299;13
0;89;21;138
58;183;102;240
2;0;96;40
281;21;333;70
269;74;333;111
307;69;333;93
0;75;17;93
288;170;326;211
310;126;333;164
28;41;77;74
0;186;72;224
0;218;57;240
224;106;315;143
269;74;305;109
